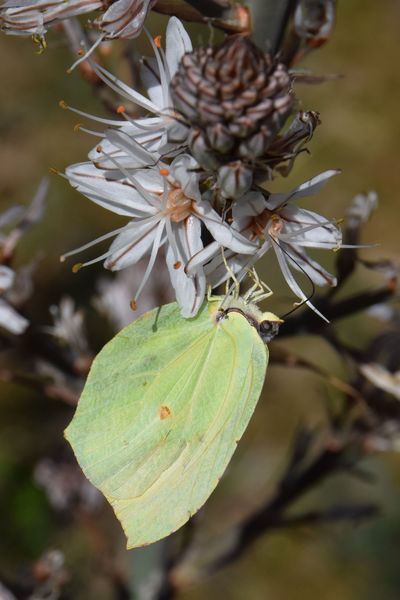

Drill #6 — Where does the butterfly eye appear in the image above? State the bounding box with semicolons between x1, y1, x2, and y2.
259;319;281;343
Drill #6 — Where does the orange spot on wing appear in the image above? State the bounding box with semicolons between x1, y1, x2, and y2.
159;168;170;176
116;105;126;114
154;35;162;48
159;405;171;420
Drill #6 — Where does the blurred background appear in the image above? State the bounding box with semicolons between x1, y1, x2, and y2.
1;0;400;598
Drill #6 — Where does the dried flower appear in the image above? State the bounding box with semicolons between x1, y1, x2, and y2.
258;110;321;178
99;0;156;39
1;0;157;40
294;0;336;49
0;0;104;37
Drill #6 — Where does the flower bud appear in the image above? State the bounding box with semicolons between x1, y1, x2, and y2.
217;161;253;199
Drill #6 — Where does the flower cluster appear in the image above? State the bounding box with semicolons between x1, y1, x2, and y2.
63;17;344;319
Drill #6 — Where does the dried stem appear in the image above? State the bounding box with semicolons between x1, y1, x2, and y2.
206;431;373;573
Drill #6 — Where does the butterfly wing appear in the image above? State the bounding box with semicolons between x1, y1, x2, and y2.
65;300;267;548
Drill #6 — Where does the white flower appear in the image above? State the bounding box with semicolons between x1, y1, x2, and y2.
0;0;103;37
0;264;29;334
43;297;89;354
63;17;191;169
188;170;342;321
64;154;256;317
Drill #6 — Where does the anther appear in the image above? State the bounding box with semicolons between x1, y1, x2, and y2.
72;263;83;273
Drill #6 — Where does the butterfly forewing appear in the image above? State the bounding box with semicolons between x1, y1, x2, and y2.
65;299;267;548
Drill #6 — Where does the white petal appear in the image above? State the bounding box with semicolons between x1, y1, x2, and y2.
134;219;166;300
169;154;201;201
205;251;250;289
140;57;164;107
104;219;164;271
0;266;15;292
279;241;337;287
280;205;342;247
0;298;29;334
87;118;166;165
186;241;219;275
195;201;257;255
167;246;204;318
267;169;340;210
131;168;164;194
272;242;329;322
232;191;266;220
165;17;193;79
167;217;205;317
66;162;156;217
105;129;157;168
93;62;159;114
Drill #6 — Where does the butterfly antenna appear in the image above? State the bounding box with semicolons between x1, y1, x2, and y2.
271;237;316;319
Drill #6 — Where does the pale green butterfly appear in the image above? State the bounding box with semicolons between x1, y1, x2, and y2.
65;292;282;548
